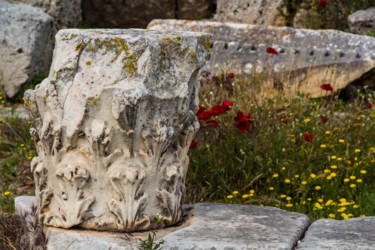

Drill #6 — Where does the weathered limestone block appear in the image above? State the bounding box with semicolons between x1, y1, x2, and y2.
177;0;215;20
215;0;285;26
297;217;375;249
81;0;215;29
0;0;55;98
17;0;82;29
348;7;375;36
16;196;311;249
24;29;210;231
148;19;375;98
82;0;176;28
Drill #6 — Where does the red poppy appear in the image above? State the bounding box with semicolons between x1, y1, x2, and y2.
206;119;219;128
234;111;253;133
222;100;233;108
320;83;333;92
189;140;198;149
321;115;328;123
317;0;328;7
228;72;235;79
209;100;233;116
209;105;228;116
196;105;206;116
198;111;213;121
303;133;314;142
364;101;373;109
266;47;279;55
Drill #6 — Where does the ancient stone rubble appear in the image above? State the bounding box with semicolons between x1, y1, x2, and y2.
148;19;375;98
348;7;375;36
24;29;210;231
17;0;82;29
81;0;214;28
215;0;285;26
0;0;55;98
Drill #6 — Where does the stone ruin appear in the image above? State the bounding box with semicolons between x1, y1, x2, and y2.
24;29;210;232
148;19;375;99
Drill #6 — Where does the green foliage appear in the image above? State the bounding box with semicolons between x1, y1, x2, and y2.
0;114;35;213
187;73;375;220
138;232;164;250
282;0;375;30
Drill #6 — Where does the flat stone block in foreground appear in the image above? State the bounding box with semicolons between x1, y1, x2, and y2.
16;196;311;249
297;217;375;250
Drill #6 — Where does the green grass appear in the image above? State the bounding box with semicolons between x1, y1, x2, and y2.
186;73;374;221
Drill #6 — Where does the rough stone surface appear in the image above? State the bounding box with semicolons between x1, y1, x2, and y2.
82;0;176;28
148;19;375;98
177;0;215;20
17;0;82;29
81;0;215;28
348;7;375;36
24;29;210;232
297;217;375;249
0;0;55;98
215;0;285;26
16;196;311;249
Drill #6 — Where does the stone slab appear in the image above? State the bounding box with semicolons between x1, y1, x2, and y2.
297;217;375;250
0;0;55;98
15;196;311;249
348;7;375;36
148;19;375;98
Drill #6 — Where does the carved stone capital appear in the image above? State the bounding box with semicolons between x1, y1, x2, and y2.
24;29;210;231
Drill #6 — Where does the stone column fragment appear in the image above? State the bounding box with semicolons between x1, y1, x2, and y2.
24;29;210;231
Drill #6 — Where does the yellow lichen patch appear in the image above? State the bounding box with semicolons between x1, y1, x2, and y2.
75;42;83;52
86;61;92;66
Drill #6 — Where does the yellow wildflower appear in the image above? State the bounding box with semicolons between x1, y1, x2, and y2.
284;178;291;184
350;176;356;180
269;187;274;191
354;149;361;153
314;203;323;209
339;139;345;143
242;194;249;199
304;118;311;123
318;198;323;203
227;195;234;199
331;155;337;160
320;144;327;148
339;198;347;203
325;200;334;206
286;203;293;207
3;191;10;196
343;178;350;183
315;186;322;190
330;165;337;169
353;205;360;209
325;131;331;135
281;166;286;171
249;190;255;194
341;213;349;220
301;181;307;185
328;214;335;219
350;184;356;188
272;173;279;178
337;157;342;161
360;170;367;174
232;191;239;195
324;169;331;173
337;207;346;212
280;194;287;198
310;173;316;179
294;175;299;178
286;196;292;201
330;173;337;178
356;179;363;183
